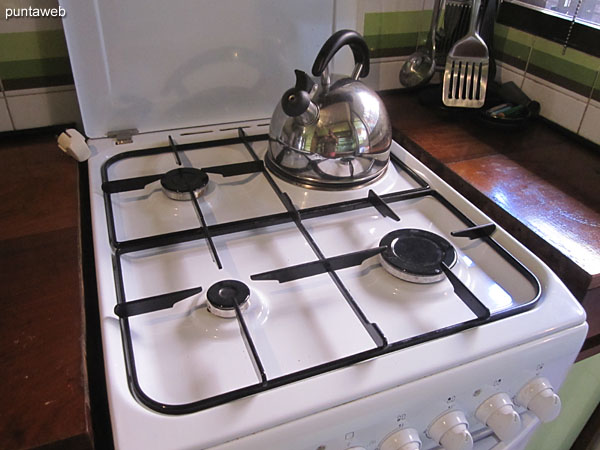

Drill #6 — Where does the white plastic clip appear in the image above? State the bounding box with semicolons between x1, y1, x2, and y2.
57;128;91;162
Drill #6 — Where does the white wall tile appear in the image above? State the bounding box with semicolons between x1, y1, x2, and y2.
333;0;360;76
522;76;587;133
6;88;81;130
363;58;407;91
0;97;14;132
495;61;525;89
523;73;589;103
579;102;600;145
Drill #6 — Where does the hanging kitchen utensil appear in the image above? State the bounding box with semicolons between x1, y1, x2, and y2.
436;0;473;68
398;0;443;88
267;30;392;190
442;0;489;108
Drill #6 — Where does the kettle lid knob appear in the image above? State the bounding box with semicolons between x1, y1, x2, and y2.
281;70;316;117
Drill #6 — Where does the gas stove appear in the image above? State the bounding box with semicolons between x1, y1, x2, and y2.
83;125;586;450
60;1;587;448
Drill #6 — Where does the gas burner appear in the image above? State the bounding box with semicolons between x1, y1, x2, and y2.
206;280;250;318
161;167;209;201
379;229;457;284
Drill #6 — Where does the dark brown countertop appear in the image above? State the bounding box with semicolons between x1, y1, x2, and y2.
381;89;600;358
0;133;92;450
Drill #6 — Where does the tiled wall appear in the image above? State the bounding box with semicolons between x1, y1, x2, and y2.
344;0;435;93
0;0;81;131
356;1;600;146
2;0;598;146
494;23;600;145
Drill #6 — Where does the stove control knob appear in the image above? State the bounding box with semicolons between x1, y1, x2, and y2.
379;428;421;450
428;411;473;450
475;393;522;441
516;377;561;423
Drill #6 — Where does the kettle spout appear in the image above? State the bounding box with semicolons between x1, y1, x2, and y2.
280;70;319;124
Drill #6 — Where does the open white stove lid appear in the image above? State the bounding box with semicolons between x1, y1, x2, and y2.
60;0;344;138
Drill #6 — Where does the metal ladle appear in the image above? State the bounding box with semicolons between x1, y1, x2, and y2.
399;0;443;88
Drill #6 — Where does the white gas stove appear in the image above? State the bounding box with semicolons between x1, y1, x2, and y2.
61;1;587;449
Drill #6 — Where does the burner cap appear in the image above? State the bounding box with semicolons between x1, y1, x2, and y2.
161;167;209;201
379;229;457;283
206;280;250;318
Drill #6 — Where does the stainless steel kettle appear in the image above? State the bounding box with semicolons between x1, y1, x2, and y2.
267;30;392;189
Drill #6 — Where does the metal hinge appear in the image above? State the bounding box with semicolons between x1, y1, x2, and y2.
107;128;139;145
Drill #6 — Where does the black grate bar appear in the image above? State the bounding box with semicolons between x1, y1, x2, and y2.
251;246;387;283
130;309;492;415
389;152;430;188
102;174;163;194
169;135;183;166
141;345;385;415
114;286;203;318
233;300;268;386
441;263;491;320
238;128;387;348
432;191;541;294
101;131;543;416
189;192;222;270
368;189;401;221
204;160;264;177
451;223;496;240
115;187;432;254
238;129;287;200
281;192;387;348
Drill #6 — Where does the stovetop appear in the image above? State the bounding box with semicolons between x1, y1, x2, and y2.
96;128;543;414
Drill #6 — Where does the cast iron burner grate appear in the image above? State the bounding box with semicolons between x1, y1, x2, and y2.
100;129;541;415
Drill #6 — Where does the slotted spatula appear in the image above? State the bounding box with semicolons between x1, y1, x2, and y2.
442;0;489;108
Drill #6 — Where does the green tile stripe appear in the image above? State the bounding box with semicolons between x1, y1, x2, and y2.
492;24;600;99
0;57;71;80
493;24;533;70
3;74;74;91
528;49;597;97
364;10;431;58
533;35;600;69
0;30;69;62
365;33;419;58
593;70;600;102
364;11;430;36
0;30;73;89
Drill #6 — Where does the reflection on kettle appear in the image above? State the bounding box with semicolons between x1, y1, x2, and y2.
267;30;392;190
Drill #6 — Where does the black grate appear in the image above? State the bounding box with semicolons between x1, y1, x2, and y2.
100;130;541;415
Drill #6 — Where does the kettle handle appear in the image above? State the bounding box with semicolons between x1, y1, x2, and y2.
311;30;370;78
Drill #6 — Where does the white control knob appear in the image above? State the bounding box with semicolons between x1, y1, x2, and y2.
380;428;421;450
428;411;473;450
475;393;522;441
516;377;561;423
